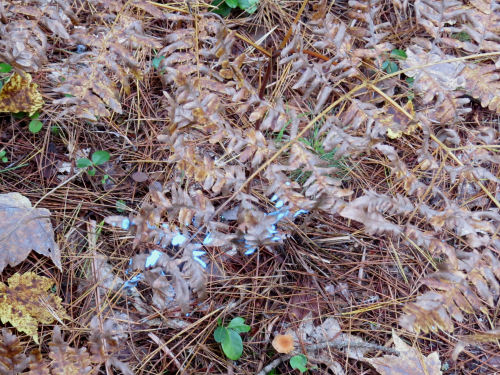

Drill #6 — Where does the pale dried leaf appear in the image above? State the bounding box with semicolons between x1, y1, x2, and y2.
364;331;442;375
0;193;61;273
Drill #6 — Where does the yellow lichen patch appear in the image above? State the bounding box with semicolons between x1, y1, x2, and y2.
0;272;68;343
0;72;44;116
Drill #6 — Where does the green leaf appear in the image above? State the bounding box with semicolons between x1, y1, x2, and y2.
227;317;251;333
290;355;307;373
214;326;226;343
382;60;398;74
101;174;109;184
29;112;40;120
0;62;12;73
221;329;243;360
390;49;407;60
152;55;165;70
1;157;7;163
238;0;258;13
88;168;96;176
28;120;43;134
116;200;127;213
91;150;110;165
226;0;238;7
12;112;27;119
76;158;92;168
212;0;231;17
0;150;5;158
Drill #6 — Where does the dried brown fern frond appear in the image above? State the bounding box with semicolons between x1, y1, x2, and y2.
402;43;471;124
415;0;466;41
131;246;207;313
442;0;500;52
280;23;359;114
340;191;414;236
28;326;95;375
0;329;29;375
400;249;500;333
419;202;499;248
462;63;500;114
348;0;392;47
89;315;133;375
52;13;162;120
0;0;75;72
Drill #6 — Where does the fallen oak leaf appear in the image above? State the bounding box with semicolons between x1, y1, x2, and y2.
364;330;442;375
0;192;61;273
0;272;69;343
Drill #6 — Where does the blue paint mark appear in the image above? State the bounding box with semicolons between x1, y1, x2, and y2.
121;218;130;230
275;199;284;209
203;232;213;245
293;209;308;217
193;256;207;268
244;247;257;255
123;273;144;289
270;194;279;202
171;233;187;246
267;224;277;234
76;44;87;53
192;250;206;257
145;250;163;268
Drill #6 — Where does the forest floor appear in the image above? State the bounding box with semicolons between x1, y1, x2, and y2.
0;0;499;374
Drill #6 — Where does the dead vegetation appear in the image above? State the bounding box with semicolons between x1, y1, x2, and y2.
0;0;499;374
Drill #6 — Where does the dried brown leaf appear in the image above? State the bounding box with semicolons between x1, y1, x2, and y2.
0;192;61;273
364;331;442;375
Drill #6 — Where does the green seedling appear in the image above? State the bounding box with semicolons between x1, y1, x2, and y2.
381;48;407;74
0;150;8;163
0;62;13;90
211;0;258;17
213;317;250;360
28;112;43;134
0;62;12;73
76;150;110;177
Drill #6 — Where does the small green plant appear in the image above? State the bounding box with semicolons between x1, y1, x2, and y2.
0;150;8;163
211;0;258;17
289;354;308;373
28;112;43;134
0;62;12;73
0;62;12;90
76;150;110;177
213;317;250;360
381;48;407;74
